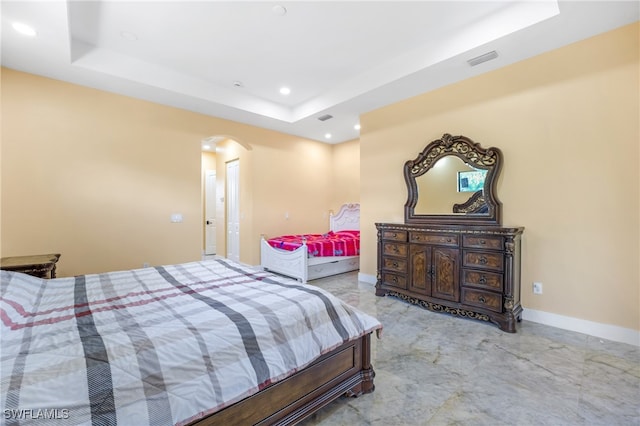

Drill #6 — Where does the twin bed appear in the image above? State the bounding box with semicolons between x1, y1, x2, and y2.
1;257;381;425
260;203;360;283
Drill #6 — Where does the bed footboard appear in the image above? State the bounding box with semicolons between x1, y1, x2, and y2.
261;236;309;282
261;237;360;283
191;333;375;426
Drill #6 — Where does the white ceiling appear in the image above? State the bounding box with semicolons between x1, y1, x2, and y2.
2;1;638;145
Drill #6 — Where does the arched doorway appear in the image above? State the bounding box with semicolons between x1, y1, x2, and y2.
201;135;252;261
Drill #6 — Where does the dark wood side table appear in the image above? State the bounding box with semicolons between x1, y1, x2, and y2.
0;253;61;278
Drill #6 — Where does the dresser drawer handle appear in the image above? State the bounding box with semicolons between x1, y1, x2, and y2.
446;238;452;243
391;276;398;283
391;233;397;238
392;261;399;268
479;275;487;284
392;246;400;253
478;295;487;303
480;239;486;245
479;256;488;265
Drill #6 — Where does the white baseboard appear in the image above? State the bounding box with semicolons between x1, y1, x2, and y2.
522;308;639;347
358;272;376;285
358;273;639;346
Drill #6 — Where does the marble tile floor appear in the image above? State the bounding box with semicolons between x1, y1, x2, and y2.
298;272;640;426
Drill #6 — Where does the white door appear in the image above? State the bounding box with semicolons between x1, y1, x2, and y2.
226;160;240;262
205;170;217;255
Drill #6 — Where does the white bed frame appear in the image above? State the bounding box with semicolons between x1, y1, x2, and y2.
260;203;360;283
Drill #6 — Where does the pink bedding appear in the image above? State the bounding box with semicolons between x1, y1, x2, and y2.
267;230;360;257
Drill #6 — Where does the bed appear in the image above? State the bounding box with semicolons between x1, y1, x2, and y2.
260;203;360;283
1;258;381;426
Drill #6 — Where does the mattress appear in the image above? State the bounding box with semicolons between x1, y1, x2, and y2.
266;230;360;257
1;258;381;425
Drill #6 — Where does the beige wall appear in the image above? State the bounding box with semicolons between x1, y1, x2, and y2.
215;136;335;264
330;138;360;209
1;69;348;275
2;69;204;276
360;23;639;331
209;137;359;263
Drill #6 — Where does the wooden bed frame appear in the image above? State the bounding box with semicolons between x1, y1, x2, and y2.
191;332;375;425
260;203;360;283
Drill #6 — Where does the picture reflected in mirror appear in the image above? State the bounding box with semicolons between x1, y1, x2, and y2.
457;169;487;192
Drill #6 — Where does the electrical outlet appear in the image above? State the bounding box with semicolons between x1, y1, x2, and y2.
533;282;543;294
143;262;150;268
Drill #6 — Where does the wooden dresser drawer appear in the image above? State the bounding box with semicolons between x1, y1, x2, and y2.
463;251;504;271
463;235;503;250
382;230;407;242
462;288;502;313
382;257;407;273
381;272;407;289
409;232;459;246
462;269;503;292
383;242;408;257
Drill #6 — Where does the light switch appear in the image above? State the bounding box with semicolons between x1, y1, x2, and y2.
171;213;183;223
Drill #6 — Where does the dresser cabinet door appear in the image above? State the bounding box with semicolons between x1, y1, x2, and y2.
409;245;430;294
431;247;459;302
408;245;459;301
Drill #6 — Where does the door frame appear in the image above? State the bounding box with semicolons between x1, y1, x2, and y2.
204;169;217;255
226;159;240;262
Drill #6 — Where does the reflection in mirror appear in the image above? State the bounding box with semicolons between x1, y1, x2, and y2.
415;156;488;215
404;133;502;225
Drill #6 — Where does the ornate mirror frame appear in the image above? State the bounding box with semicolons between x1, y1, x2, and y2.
404;133;503;225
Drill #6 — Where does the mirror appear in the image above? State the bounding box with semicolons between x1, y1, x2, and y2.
404;133;502;225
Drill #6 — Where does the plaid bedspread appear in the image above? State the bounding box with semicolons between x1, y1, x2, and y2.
1;258;381;426
267;230;360;257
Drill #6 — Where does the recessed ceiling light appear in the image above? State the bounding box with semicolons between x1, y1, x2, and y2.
272;5;287;16
279;87;291;95
120;31;138;41
203;144;211;150
325;133;332;139
354;124;361;130
12;22;37;37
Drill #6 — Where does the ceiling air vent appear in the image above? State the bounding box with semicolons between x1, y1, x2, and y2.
467;50;498;67
317;114;333;121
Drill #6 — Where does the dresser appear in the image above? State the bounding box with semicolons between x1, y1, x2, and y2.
380;133;525;332
376;223;523;332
